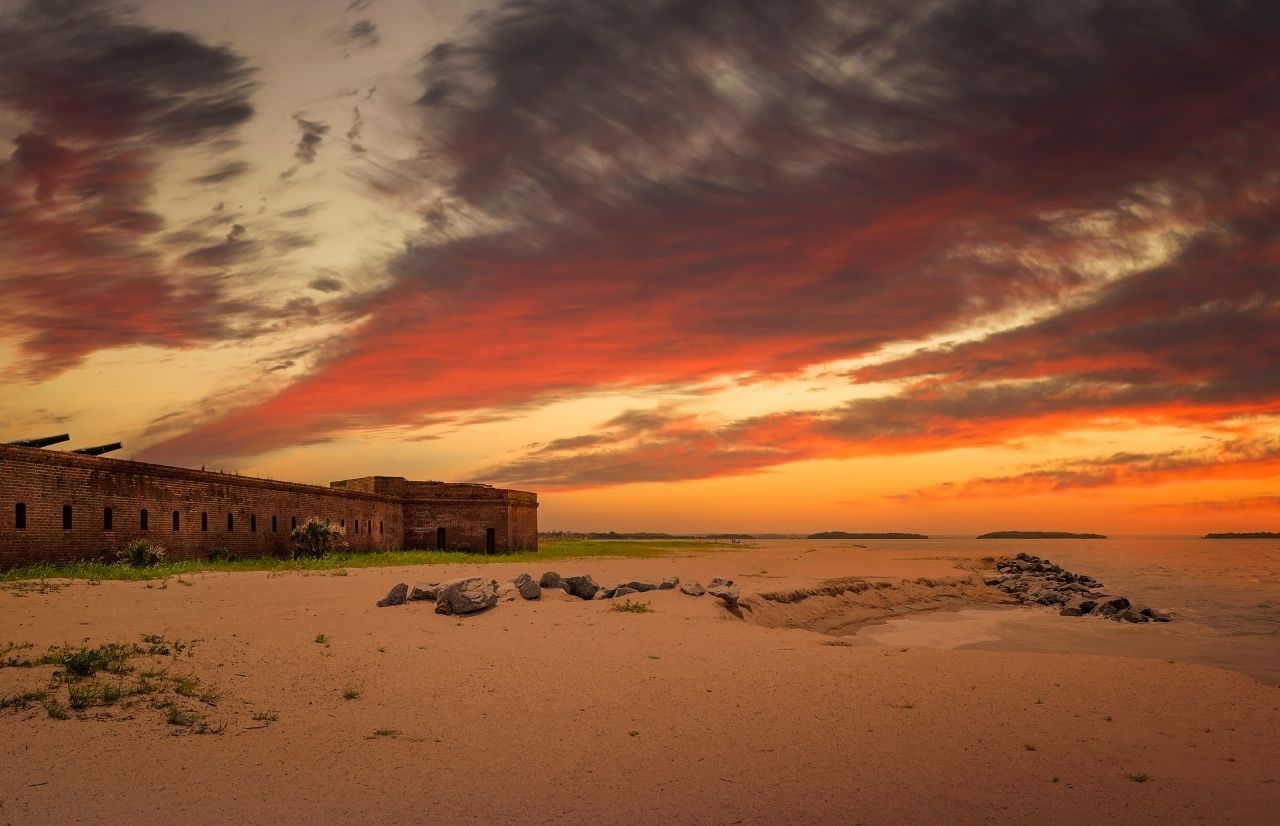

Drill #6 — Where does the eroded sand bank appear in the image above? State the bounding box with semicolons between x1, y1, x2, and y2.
1;543;1277;825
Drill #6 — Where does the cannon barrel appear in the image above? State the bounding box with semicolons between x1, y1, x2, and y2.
71;441;124;457
6;433;70;448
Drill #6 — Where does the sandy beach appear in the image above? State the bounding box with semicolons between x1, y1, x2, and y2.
2;542;1278;825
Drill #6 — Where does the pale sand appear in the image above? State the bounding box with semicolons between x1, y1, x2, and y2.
1;544;1277;825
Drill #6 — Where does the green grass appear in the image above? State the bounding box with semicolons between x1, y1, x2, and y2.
0;539;738;583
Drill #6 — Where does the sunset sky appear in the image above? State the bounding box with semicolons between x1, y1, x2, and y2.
2;0;1278;534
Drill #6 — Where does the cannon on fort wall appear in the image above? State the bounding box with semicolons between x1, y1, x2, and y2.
71;442;124;457
5;433;70;448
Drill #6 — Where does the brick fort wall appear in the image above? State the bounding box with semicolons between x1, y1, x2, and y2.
1;445;538;569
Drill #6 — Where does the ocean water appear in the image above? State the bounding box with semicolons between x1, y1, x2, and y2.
829;536;1280;687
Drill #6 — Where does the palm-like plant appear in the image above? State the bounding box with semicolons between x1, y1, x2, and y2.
290;517;348;558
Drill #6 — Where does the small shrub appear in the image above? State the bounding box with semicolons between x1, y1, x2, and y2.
118;539;167;568
314;633;328;645
611;600;654;614
207;546;236;562
342;687;360;701
252;709;279;724
291;518;348;559
1126;773;1152;783
166;704;197;727
370;728;398;738
1024;743;1038;752
44;699;70;720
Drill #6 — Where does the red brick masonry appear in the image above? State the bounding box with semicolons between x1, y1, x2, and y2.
0;444;537;568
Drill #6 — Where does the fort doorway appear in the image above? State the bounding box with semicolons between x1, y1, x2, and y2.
485;528;496;554
436;527;446;550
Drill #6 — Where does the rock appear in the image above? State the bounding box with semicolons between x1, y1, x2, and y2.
434;577;500;615
614;585;638;597
593;589;609;600
539;571;570;592
708;577;734;588
1060;605;1084;617
983;576;1002;587
408;583;438;601
563;574;601;601
679;581;705;597
1138;605;1172;622
377;582;409;607
512;573;541;600
659;576;680;590
621;580;658;593
1093;596;1131;617
708;583;740;608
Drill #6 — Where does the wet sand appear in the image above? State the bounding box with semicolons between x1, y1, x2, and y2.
1;543;1277;825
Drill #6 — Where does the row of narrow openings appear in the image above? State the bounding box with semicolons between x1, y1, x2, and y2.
11;503;383;536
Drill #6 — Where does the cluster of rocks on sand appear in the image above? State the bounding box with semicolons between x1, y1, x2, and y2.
985;553;1171;622
376;572;740;615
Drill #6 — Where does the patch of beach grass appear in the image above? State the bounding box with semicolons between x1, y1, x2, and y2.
611;600;654;614
1126;773;1152;783
0;539;739;583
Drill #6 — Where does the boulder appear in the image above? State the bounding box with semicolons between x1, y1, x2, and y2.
434;577;500;615
679;581;705;597
708;583;740;608
1059;604;1084;617
614;585;639;598
408;583;438;601
512;573;541;600
539;571;570;592
564;574;601;601
659;576;680;590
377;582;409;607
1093;596;1131;617
1138;605;1172;622
708;577;734;588
622;580;658;593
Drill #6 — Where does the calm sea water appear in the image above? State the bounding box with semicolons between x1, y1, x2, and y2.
822;536;1280;687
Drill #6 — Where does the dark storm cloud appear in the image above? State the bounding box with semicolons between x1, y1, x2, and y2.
0;0;255;144
148;0;1280;471
0;0;264;376
292;116;330;164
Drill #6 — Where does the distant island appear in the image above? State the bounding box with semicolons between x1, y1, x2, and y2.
808;531;928;540
1204;532;1280;539
977;531;1106;539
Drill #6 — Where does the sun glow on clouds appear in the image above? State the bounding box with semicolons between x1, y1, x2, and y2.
3;0;1280;533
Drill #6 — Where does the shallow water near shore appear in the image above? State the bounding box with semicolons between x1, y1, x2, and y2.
823;535;1280;686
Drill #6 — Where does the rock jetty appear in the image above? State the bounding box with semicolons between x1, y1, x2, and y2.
985;553;1170;622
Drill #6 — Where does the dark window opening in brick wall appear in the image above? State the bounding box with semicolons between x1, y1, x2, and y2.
250;514;256;533
227;514;234;532
436;527;446;550
354;520;359;534
271;515;277;533
62;504;72;530
104;507;113;530
367;520;371;536
140;509;148;531
379;521;383;535
201;512;208;531
486;527;496;554
172;511;180;531
291;516;297;531
340;518;345;529
16;502;26;530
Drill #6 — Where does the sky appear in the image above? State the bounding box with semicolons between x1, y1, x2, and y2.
1;0;1278;534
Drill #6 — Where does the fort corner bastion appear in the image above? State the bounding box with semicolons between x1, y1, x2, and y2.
0;442;538;569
